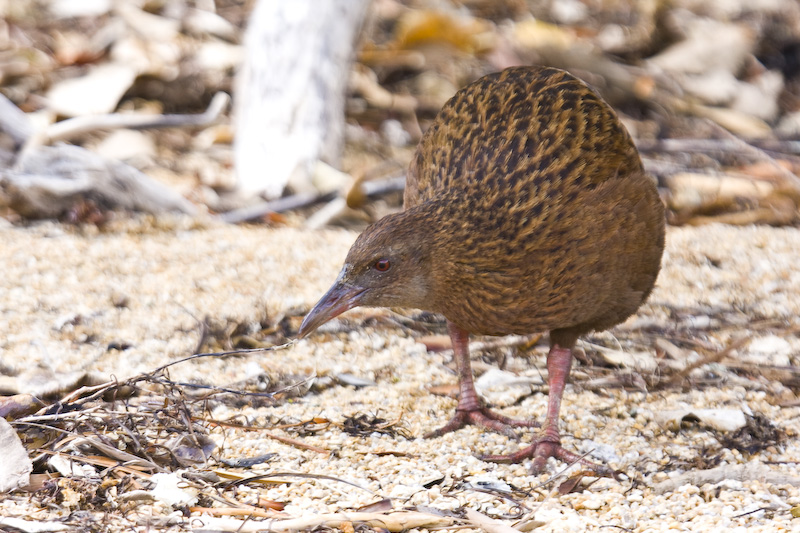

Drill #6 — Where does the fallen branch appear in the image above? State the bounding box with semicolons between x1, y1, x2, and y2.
35;450;155;478
189;511;457;532
218;191;336;224
704;120;800;192
0;92;231;219
37;91;229;147
305;172;407;229
188;507;280;518
225;472;376;496
653;462;800;494
251;431;329;456
219;173;406;225
349;66;418;113
656;337;750;390
638;138;800;158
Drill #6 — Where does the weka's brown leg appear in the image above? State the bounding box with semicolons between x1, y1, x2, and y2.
480;343;615;477
425;321;537;440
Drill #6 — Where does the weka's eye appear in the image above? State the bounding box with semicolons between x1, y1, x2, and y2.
373;259;391;272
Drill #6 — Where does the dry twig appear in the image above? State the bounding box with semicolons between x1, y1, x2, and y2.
656;337;751;390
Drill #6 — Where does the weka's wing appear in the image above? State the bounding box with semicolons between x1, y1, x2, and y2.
403;66;643;210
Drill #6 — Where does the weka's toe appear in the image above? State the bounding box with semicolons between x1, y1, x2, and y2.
424;406;538;440
479;438;619;479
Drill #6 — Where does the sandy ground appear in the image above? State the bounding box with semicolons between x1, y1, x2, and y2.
1;217;799;532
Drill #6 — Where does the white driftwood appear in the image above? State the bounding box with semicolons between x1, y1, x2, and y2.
653;463;800;494
1;144;196;218
0;91;226;218
233;0;370;198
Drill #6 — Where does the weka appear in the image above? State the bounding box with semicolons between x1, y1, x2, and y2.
299;66;665;475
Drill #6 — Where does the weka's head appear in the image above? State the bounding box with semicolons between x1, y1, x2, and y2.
298;210;434;337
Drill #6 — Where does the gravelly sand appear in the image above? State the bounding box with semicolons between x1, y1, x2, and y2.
1;217;799;532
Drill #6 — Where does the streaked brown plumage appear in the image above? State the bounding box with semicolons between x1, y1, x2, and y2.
299;66;665;475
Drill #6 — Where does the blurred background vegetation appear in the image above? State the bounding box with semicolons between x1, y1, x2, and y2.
2;0;800;227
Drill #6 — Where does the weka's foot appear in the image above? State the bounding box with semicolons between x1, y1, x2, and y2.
479;437;617;478
429;322;539;439
475;342;618;478
424;406;538;440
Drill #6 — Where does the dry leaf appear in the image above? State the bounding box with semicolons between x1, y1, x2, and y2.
94;130;156;161
394;10;494;54
0;394;40;419
258;497;287;511
0;517;71;532
46;63;138;116
512;19;575;51
474;368;542;392
743;335;792;366
149;472;199;507
647;19;753;75
691;105;771;138
557;474;585;495
464;508;521;533
357;498;394;512
427;383;459;398
730;70;783;122
417;334;452;351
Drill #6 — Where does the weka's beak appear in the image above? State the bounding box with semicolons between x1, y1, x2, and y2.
298;278;366;338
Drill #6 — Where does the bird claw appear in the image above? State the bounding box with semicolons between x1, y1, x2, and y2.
479;439;619;478
424;407;538;440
